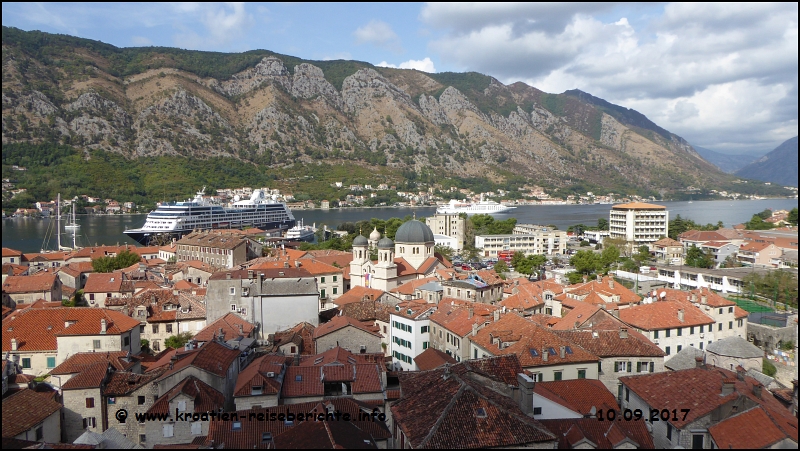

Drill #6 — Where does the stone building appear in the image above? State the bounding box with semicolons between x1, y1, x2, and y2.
103;370;162;447
2;273;62;304
312;315;383;354
61;361;116;442
233;354;292;410
1;389;62;444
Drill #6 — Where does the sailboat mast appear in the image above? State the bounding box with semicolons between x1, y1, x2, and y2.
57;193;62;250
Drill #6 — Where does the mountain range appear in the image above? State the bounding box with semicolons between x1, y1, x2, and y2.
735;137;798;187
0;26;788;201
692;146;765;174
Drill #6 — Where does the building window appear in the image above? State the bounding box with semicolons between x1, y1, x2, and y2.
321;276;326;283
166;324;173;334
35;426;43;440
718;323;723;331
163;423;174;438
700;342;704;350
729;321;733;329
728;307;733;313
665;329;671;338
667;424;673;441
333;287;338;295
533;407;542;415
653;330;659;339
666;346;671;355
553;371;562;381
421;326;429;333
86;398;95;408
47;356;56;368
700;325;704;333
139;434;146;444
152;340;160;352
677;328;682;336
577;369;586;379
191;421;202;435
83;417;96;429
138;396;146;405
230;287;236;295
152;325;159;334
677;345;683;352
93;340;101;349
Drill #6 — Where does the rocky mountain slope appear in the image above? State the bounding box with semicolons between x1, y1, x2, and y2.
2;27;743;197
735;137;798;187
693;145;763;174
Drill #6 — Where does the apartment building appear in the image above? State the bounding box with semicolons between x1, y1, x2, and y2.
475;225;567;257
609;202;669;245
425;213;466;251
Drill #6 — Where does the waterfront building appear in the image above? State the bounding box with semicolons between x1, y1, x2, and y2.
425;213;466;251
609;202;669;246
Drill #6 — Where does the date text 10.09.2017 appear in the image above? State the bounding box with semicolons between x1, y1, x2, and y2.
596;409;691;422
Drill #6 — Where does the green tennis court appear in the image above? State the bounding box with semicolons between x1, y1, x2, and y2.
731;298;774;313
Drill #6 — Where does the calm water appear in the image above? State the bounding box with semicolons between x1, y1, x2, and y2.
3;199;797;253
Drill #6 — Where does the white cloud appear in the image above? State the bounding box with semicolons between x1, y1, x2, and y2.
376;57;436;73
354;20;403;53
173;3;255;50
421;2;798;154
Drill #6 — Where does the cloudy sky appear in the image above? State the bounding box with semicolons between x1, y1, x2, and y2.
2;2;797;155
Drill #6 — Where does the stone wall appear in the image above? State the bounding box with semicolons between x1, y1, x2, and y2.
62;387;104;443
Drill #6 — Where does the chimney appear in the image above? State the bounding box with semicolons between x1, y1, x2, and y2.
559;346;566;359
517;373;535;415
611;309;619;318
736;366;746;381
542;348;548;362
752;383;763;399
226;273;231;280
468;308;474;319
295;260;300;268
574;321;580;329
472;323;478;337
596;274;601;282
701;295;707;305
248;270;254;279
294;353;300;366
11;338;17;351
691;293;697;303
284;262;289;268
237;324;244;335
619;328;628;339
695;356;704;368
493;310;500;321
100;318;107;334
609;278;614;289
721;379;736;396
678;309;685;322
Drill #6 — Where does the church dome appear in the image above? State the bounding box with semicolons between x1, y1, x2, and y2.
353;235;368;247
394;220;435;244
369;227;381;241
378;237;394;249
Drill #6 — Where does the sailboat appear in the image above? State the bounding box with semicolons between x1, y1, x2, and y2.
65;202;80;230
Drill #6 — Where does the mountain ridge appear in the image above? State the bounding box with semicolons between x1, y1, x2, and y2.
735;137;798;187
1;26;778;203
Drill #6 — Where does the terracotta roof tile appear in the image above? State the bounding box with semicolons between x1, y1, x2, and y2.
83;271;131;294
52;351;135;375
3;308;139;352
551;302;601;330
553;329;665;358
539;418;654;449
565;276;640;305
332;286;385;306
234;354;291;397
619;298;714;330
471;314;599;368
2;389;62;438
2;247;23;257
282;363;383;398
534;379;618;415
413;348;457;371
390;300;436;320
158;341;240;380
297;346;384;367
2;274;58;294
338;300;392;323
390;277;438;295
147;376;224;415
61;361;111;389
391;356;555;448
313;315;382;339
193;313;254;342
709;407;793;449
103;370;162;396
429;299;498;337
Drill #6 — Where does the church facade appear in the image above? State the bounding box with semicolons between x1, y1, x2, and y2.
350;220;448;292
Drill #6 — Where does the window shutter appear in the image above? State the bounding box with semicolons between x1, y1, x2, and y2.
614;362;619;372
650;362;655;373
627;362;632;372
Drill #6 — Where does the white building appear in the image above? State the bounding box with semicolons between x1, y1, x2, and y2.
609;202;669;245
476;225;567;257
389;300;436;371
425;214;466;251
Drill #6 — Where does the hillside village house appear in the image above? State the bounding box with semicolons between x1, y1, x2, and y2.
651;237;684;263
737;241;783;267
176;231;262;269
428;299;498;362
144;376;225;448
313;315;383;354
2;308;140;376
82;271;134;308
2;389;62;444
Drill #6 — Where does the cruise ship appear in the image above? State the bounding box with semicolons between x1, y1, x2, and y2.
124;188;295;245
436;195;516;215
285;219;316;242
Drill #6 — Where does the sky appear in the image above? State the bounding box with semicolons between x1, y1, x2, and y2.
2;2;797;156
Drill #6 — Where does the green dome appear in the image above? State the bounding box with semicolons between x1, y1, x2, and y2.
378;237;394;249
353;235;368;246
394;220;434;244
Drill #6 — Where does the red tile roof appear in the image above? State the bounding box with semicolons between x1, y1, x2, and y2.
282;363;383;398
679;230;730;242
156;341;241;380
83;271;132;294
619;298;714;330
3;308;139;352
61;361;112;390
500;283;545;311
272;322;316;355
551;302;601;330
565;276;640;305
553;329;665;358
147;376;224;415
534;379;618;415
413;348;457;371
298;346;384;367
2;389;62;438
392;356;555;448
2;247;23;257
338;300;392;323
103;370;162;396
619;367;799;431
273;417;378;449
332;286;385;306
390;300;436;320
52;351;135;375
313;315;382;339
538;418;654;449
471;314;599;368
193;313;254;342
234;354;291;397
428;300;498;337
390;277;438;296
205;399;390;449
394;257;441;277
709;406;794;449
2;274;58;294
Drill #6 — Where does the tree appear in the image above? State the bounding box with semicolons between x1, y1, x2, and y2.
597;218;609;231
580;240;591;247
685;245;714;269
140;339;151;354
461;243;481;262
91;250;140;273
789;208;798;226
762;359;777;377
600;245;620;269
621;258;638;272
745;214;775;230
164;332;194;349
511;251;527;268
493;260;509;276
632;245;651;266
743;270;798;308
92;256;117;273
571;250;602;275
115;249;140;269
434;244;455;262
